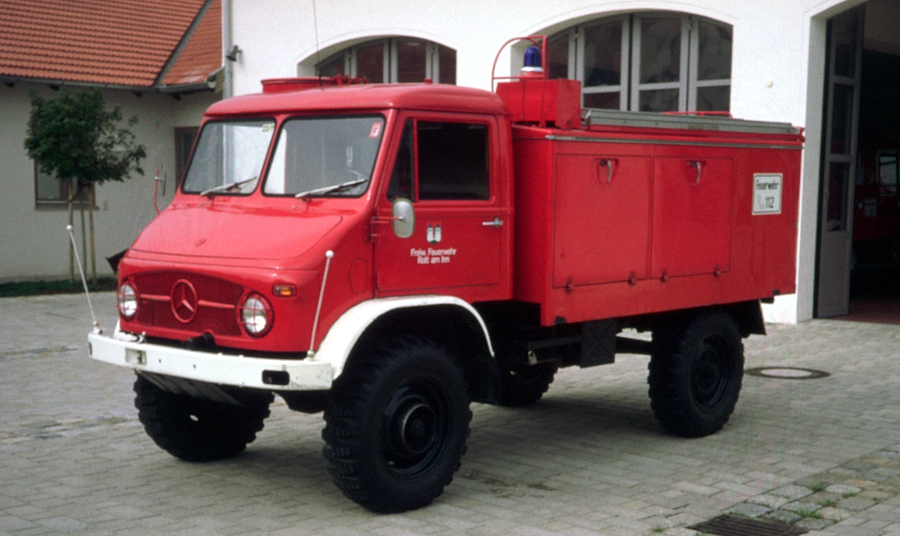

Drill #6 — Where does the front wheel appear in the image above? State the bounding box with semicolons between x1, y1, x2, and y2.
648;312;744;438
134;375;273;462
322;335;471;513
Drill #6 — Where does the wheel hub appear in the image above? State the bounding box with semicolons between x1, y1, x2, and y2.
692;342;728;407
382;385;445;470
396;402;436;454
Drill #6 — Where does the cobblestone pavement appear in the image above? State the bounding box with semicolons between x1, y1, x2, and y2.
3;292;900;535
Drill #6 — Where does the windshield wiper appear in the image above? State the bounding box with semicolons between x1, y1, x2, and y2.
200;176;258;197
295;177;367;199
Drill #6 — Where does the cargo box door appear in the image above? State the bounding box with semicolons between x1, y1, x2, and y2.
651;157;733;278
553;154;652;287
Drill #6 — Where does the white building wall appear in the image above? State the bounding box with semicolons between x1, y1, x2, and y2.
0;84;216;282
228;0;879;323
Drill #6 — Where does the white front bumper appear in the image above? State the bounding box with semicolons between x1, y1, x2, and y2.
88;329;334;391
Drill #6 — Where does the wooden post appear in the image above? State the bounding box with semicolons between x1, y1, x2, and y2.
89;184;96;285
67;179;75;284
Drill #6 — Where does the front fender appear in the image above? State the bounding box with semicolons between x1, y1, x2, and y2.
313;295;495;381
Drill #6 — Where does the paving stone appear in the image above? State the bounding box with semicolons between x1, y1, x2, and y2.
0;515;36;532
827;484;863;495
746;493;790;509
819;506;854;522
781;501;821;515
764;509;803;525
841;496;879;511
807;491;842;506
794;516;835;530
725;503;770;517
845;460;879;472
36;516;87;532
660;530;701;536
771;484;814;500
861;490;897;501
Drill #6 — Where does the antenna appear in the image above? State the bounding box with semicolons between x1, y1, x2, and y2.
308;250;334;356
312;0;321;67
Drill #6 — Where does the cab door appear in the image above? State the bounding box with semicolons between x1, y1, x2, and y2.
374;115;509;301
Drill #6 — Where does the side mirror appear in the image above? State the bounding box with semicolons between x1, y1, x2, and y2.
392;198;415;238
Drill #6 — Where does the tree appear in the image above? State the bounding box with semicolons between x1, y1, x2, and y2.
24;89;146;283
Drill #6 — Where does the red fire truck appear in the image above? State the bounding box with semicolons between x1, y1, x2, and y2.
853;148;900;267
88;37;803;512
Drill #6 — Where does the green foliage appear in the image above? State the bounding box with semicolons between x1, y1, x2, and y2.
795;507;822;519
0;277;116;298
23;88;146;189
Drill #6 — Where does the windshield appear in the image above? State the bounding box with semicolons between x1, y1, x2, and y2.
264;115;385;197
182;119;275;195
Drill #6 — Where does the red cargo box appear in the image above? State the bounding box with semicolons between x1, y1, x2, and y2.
511;110;804;326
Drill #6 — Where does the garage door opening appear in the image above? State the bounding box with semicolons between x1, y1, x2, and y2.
847;24;900;325
817;1;900;325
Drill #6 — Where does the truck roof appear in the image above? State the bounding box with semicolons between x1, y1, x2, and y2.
205;82;508;117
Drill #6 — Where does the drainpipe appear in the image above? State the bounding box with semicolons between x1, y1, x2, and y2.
223;0;234;98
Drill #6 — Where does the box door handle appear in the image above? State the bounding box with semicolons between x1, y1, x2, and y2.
689;160;703;184
599;159;616;184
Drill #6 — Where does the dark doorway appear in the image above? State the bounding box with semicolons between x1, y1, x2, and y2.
844;49;900;324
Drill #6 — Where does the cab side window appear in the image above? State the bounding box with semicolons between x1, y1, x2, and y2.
387;119;490;201
387;120;414;201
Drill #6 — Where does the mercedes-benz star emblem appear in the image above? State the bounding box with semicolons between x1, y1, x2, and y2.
170;280;199;323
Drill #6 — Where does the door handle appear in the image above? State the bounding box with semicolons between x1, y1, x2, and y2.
599;159;616;184
689;160;703;184
482;217;504;228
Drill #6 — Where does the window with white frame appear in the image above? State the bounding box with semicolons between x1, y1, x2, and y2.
317;38;456;84
549;12;732;112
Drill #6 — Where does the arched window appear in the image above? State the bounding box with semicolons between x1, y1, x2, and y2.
317;38;456;84
549;12;731;112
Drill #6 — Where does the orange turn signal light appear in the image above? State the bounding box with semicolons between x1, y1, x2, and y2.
272;284;297;297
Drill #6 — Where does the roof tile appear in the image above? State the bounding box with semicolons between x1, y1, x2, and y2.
0;0;222;89
163;0;222;86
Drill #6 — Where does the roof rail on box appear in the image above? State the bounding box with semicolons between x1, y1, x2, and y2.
584;108;801;135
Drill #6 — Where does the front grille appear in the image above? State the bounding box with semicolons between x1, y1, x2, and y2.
133;271;244;336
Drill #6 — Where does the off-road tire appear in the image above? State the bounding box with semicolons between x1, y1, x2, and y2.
648;312;744;438
134;375;273;462
494;361;558;407
322;335;471;513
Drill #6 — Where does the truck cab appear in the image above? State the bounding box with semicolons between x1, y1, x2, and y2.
115;79;513;356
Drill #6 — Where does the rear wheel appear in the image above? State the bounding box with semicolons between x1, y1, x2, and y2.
322;335;471;513
134;375;272;462
648;312;744;437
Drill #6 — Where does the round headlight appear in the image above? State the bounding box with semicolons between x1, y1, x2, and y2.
240;293;272;336
117;282;138;319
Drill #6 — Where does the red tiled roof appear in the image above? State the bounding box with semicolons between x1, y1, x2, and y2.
163;0;222;87
0;0;222;89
